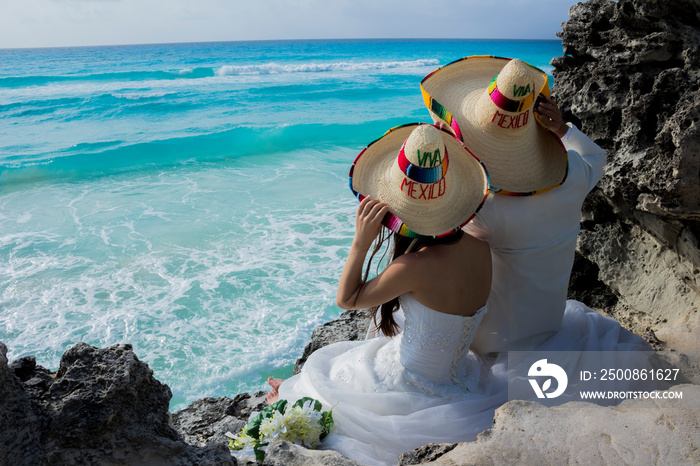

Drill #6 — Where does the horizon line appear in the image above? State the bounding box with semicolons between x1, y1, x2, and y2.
0;37;562;52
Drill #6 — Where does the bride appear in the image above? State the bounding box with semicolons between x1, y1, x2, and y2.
266;123;508;466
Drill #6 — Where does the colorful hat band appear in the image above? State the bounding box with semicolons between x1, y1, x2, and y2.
488;74;535;113
347;189;422;238
349;167;487;239
348;145;436;239
397;143;449;184
420;84;464;142
380;202;422;238
421;56;554;138
349;123;489;238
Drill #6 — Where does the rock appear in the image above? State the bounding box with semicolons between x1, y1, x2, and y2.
293;308;370;374
262;440;366;466
655;313;700;353
398;443;457;465
45;343;175;451
171;392;267;447
654;350;700;385
567;252;621;314
0;337;369;466
0;341;234;466
555;0;700;348
403;384;700;466
0;341;47;466
9;354;37;380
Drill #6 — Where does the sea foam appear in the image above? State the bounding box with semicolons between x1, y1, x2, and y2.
215;59;440;76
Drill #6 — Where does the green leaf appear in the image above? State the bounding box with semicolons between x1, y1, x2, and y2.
292;396;322;412
254;444;266;462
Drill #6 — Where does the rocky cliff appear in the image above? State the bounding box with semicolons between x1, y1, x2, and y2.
3;335;698;466
555;0;700;350
0;341;235;466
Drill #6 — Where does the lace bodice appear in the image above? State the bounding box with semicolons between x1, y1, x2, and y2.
398;294;486;388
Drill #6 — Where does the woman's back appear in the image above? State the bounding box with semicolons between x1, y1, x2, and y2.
397;232;491;317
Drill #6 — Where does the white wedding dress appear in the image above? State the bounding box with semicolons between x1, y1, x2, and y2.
277;294;507;466
277;294;654;465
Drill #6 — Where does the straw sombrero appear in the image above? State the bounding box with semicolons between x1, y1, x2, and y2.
420;56;568;196
349;123;489;238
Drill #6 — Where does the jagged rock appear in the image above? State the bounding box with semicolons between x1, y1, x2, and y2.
398;443;457;465
567;252;621;313
655;313;700;352
293;308;370;374
262;441;365;466
401;385;700;466
655;350;700;386
556;0;700;348
171;392;267;448
0;341;234;466
0;341;48;466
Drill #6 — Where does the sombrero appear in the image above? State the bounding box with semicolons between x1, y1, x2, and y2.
349;123;489;238
420;56;568;196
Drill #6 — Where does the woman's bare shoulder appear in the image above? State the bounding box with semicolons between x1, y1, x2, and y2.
392;233;489;271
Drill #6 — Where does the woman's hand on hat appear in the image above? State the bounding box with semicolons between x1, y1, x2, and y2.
353;196;390;251
535;97;569;138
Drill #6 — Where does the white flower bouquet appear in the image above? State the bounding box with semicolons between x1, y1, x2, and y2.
226;397;334;462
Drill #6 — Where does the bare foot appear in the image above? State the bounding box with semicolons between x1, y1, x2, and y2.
266;388;279;405
267;377;284;391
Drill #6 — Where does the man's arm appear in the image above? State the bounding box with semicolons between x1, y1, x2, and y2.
561;124;607;193
536;97;607;193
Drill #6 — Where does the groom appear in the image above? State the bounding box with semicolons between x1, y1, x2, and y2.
421;57;614;355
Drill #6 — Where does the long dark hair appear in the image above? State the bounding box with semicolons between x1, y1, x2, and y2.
362;229;464;337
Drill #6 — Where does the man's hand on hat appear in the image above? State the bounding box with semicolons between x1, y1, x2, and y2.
534;97;569;139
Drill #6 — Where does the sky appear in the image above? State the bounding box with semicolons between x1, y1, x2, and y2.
0;0;576;49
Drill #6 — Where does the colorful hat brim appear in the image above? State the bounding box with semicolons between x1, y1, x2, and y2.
349;123;489;237
421;56;568;196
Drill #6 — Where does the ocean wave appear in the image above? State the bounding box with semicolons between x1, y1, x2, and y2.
0;169;357;410
0;96;83;111
0;119;405;190
0;67;216;89
215;59;440;76
109;91;178;100
0;59;440;89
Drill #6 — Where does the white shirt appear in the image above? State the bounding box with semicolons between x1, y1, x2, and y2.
464;125;607;355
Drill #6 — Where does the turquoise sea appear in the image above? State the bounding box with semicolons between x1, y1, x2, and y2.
0;39;562;410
